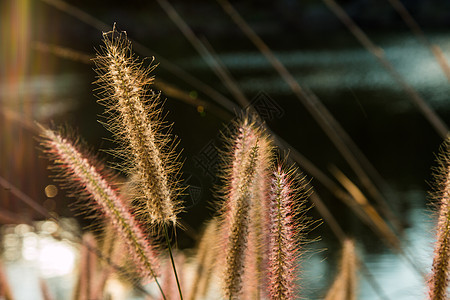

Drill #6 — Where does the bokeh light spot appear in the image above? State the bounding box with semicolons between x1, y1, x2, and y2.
44;185;58;198
41;220;58;234
189;90;198;99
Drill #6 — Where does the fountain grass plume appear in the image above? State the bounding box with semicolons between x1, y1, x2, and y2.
428;137;450;300
219;117;261;299
243;134;274;299
215;116;279;299
38;125;161;285
217;117;262;214
93;26;183;229
92;179;144;292
268;165;309;300
223;143;259;299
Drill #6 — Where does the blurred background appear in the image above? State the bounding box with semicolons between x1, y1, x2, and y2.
1;0;450;299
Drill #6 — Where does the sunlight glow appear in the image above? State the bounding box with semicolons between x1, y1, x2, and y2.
38;237;75;277
2;222;77;279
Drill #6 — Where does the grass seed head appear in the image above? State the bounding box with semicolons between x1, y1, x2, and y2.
428;137;450;300
39;125;160;282
267;165;309;300
93;26;183;230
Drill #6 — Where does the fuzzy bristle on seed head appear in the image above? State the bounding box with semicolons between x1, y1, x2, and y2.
268;165;308;300
217;116;267;299
216;116;275;299
243;130;274;299
218;117;264;212
221;137;260;298
428;137;450;300
38;125;159;282
93;26;183;229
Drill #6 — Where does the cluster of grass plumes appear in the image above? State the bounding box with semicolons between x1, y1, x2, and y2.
34;26;373;300
34;24;450;300
38;27;183;299
213;118;309;299
5;0;449;297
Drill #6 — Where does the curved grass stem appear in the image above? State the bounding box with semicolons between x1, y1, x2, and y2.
155;277;167;300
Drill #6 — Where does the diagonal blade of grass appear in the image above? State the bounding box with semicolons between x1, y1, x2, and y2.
32;41;232;121
38;0;237;113
386;0;450;82
330;165;426;278
216;0;402;235
322;0;448;139
330;165;400;250
156;0;250;108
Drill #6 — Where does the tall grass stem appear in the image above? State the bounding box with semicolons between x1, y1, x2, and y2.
164;224;183;300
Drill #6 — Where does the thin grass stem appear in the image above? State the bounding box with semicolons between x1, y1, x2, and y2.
164;224;183;300
322;0;448;138
386;0;450;82
39;0;237;113
157;0;250;108
217;0;402;236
